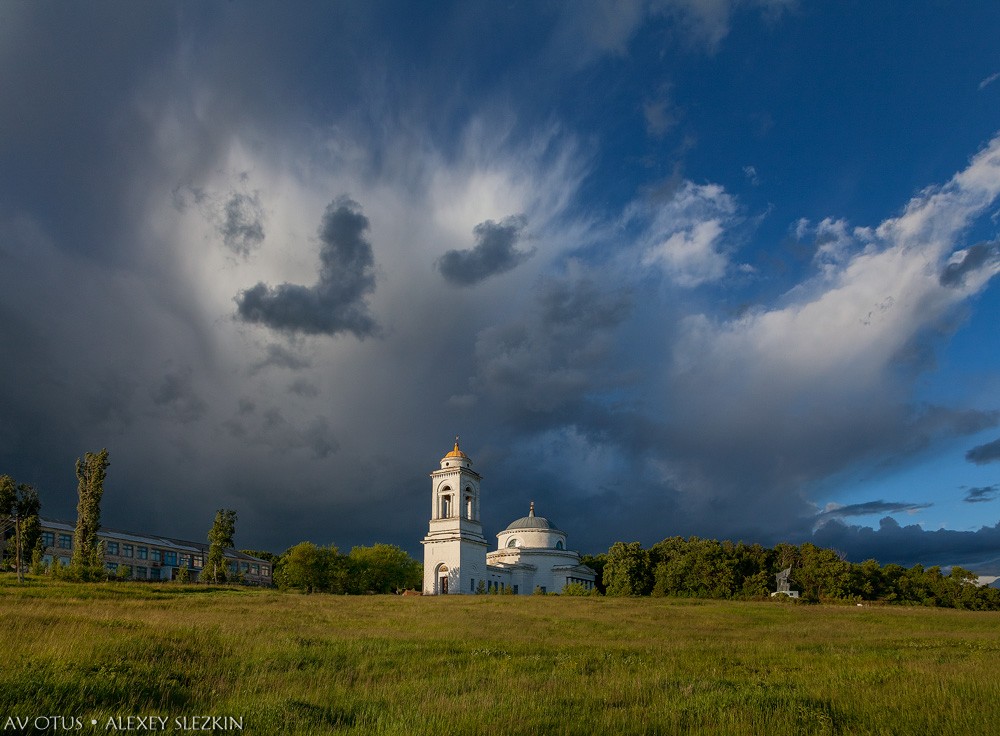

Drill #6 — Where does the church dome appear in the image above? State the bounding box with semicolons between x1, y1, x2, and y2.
504;502;561;532
443;439;468;460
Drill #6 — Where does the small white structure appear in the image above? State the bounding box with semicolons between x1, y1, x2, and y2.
421;441;596;595
770;566;800;599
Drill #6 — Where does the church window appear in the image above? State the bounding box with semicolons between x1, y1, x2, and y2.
441;493;451;518
465;495;473;519
507;538;520;548
555;540;564;550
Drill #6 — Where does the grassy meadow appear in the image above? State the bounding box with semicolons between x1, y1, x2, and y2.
2;577;999;735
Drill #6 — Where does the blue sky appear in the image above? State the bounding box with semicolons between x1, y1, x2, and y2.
2;1;1000;573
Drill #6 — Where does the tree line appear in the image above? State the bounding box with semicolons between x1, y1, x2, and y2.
247;541;422;594
5;450;998;607
584;536;1000;609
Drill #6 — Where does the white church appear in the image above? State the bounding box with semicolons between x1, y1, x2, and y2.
421;440;597;595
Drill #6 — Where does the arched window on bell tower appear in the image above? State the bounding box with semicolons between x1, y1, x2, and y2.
440;488;452;518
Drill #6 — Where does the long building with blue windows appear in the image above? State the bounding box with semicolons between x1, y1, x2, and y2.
36;518;272;585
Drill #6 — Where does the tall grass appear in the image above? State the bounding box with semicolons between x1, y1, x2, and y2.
3;576;999;734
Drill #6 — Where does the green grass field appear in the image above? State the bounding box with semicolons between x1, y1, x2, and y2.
2;577;999;735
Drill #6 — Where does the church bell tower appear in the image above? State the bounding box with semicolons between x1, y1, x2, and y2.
421;439;487;594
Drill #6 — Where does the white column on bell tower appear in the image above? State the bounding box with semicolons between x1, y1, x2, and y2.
421;438;488;594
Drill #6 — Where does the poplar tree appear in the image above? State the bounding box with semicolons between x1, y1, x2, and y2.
205;508;237;583
72;449;110;571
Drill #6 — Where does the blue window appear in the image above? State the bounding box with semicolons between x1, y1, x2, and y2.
123;545;133;558
42;532;55;547
137;547;148;560
58;534;72;549
163;551;177;566
107;542;119;555
151;549;162;563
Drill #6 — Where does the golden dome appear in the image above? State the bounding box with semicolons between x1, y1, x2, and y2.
444;437;468;459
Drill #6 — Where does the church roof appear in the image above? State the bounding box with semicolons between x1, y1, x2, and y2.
443;438;468;459
504;501;562;532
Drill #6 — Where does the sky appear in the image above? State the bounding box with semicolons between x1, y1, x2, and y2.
2;1;1000;574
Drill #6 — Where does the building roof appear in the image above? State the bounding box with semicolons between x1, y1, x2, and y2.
503;501;562;532
443;438;469;460
39;517;270;564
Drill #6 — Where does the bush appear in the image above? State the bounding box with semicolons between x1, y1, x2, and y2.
561;582;598;596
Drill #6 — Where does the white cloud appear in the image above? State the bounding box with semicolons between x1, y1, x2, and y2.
632;181;739;287
551;0;796;63
979;72;1000;90
796;217;858;277
677;133;1000;404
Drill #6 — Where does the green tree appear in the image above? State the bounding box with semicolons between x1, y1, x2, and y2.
204;508;237;583
347;544;422;594
0;476;41;583
278;542;335;593
795;543;851;602
604;541;652;596
72;449;110;572
849;559;885;601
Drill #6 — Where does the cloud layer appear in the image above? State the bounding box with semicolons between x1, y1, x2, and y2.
1;3;999;576
437;216;533;286
236;198;380;338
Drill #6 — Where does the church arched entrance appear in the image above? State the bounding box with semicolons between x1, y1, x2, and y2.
436;564;449;594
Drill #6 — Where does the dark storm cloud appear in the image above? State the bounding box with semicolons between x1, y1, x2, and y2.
220;191;265;257
472;277;631;415
249;344;312;374
236;197;380;338
940;242;998;287
288;378;319;397
906;406;1000;452
175;181;266;258
152;368;208;424
85;371;137;434
437;216;533;286
967;437;1000;465
812;517;1000;574
964;485;999;504
817;500;933;520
